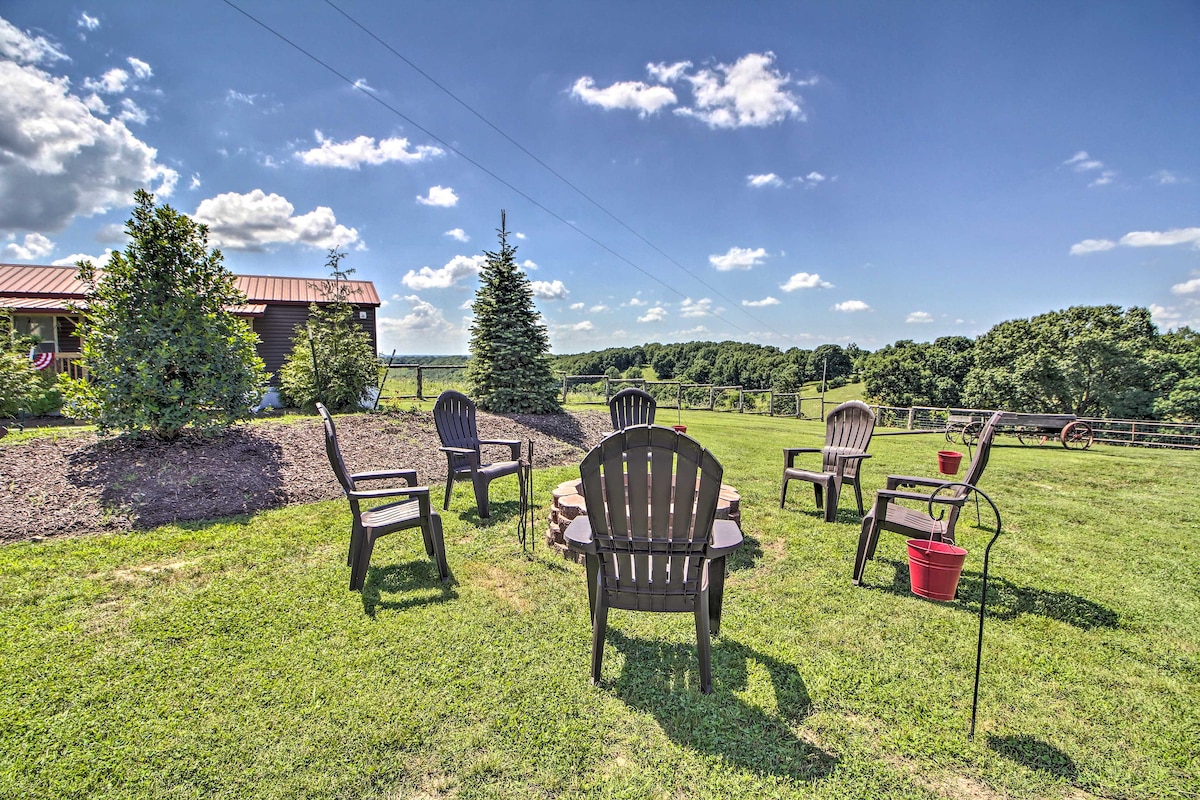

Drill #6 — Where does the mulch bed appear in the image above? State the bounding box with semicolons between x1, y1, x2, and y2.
0;409;612;543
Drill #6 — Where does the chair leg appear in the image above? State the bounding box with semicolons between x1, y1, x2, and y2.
348;521;364;570
823;477;839;523
442;471;455;511
850;477;865;517
707;556;727;638
350;530;376;591
852;513;877;585
812;482;825;516
473;477;491;521
779;475;789;508
590;598;609;686
695;585;713;694
585;554;599;625
428;515;450;583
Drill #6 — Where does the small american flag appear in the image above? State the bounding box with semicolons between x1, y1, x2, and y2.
29;349;53;371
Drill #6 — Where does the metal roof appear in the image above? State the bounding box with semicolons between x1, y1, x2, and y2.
0;264;380;309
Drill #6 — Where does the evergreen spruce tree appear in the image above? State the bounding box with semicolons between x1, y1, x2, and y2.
465;211;561;413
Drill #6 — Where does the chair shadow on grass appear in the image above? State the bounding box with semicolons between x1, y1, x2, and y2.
864;557;1118;630
606;630;837;781
726;533;764;572
987;734;1078;779
360;560;457;617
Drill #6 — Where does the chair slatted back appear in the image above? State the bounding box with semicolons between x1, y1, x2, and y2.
579;426;723;611
609;387;657;430
433;390;480;454
960;411;1003;492
820;400;876;476
317;403;355;494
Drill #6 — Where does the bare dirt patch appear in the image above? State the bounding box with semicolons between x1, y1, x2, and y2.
1;409;612;543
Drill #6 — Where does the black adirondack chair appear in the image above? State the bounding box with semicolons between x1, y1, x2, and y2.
433;390;524;520
781;400;876;522
608;387;657;430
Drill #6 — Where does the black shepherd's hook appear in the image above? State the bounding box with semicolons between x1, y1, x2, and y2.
927;482;1004;740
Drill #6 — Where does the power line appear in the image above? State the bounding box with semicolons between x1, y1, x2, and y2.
220;0;772;338
321;0;782;338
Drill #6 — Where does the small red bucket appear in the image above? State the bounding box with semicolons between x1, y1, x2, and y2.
673;425;688;433
937;450;963;475
906;538;968;601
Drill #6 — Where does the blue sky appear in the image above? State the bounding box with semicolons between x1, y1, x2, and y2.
2;2;1198;355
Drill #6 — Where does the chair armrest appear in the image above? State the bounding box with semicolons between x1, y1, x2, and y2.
706;519;743;558
886;473;949;490
350;469;417;485
834;453;872;466
783;447;820;468
480;438;522;460
439;446;479;467
348;485;430;501
875;487;967;507
564;516;597;554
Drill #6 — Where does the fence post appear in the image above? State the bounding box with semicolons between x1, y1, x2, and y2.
561;374;568;403
416;366;424;400
677;382;682;412
768;392;774;416
1131;422;1136;445
709;386;716;411
907;407;915;430
739;389;744;413
605;377;611;402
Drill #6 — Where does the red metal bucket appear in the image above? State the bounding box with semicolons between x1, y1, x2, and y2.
937;450;963;475
906;538;968;601
673;425;688;433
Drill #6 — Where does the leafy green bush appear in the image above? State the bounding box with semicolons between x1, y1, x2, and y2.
60;189;268;440
278;250;379;412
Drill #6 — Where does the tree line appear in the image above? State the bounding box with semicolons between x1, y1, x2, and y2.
552;305;1200;422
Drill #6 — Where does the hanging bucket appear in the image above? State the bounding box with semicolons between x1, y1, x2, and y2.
906;538;968;601
937;450;963;475
673;425;688;433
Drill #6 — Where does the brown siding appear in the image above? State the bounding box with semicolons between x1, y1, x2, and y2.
255;305;311;383
56;316;81;353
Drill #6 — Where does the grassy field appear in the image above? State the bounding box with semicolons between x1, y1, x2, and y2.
2;409;1197;798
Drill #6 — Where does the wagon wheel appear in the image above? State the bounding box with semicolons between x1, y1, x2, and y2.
1061;420;1094;450
961;421;983;446
1016;427;1047;446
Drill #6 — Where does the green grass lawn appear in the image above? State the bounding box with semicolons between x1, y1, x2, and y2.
2;411;1197;799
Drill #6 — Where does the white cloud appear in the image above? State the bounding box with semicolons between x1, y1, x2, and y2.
0;18;68;64
225;89;261;106
126;57;151;80
906;311;934;323
747;173;783;188
4;232;55;260
798;171;827;187
680;297;712;317
628;296;647;307
676;52;805;129
1151;170;1182;185
417;185;459;207
638;306;667;323
0;31;177;235
521;259;538;271
570;76;677;116
780;272;832;291
590;304;608;313
743;296;780;307
295;130;444;169
117;98;147;125
1171;278;1200;295
647;60;692;83
1064;151;1103;172
1069;238;1117;255
189;173;201;190
833;300;871;313
78;13;100;32
1090;170;1116;188
1120;228;1200;248
445;228;469;242
709;246;767;271
401;254;485;290
1150;302;1200;331
671;325;710;338
83;67;130;94
569;302;585;311
193;189;359;251
531;279;568;300
379;295;455;337
52;249;113;268
556;320;594;332
352;78;374;93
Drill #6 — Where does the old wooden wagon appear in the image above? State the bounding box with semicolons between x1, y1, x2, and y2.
952;411;1093;449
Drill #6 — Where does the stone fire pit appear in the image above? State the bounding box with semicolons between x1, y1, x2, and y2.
545;478;742;562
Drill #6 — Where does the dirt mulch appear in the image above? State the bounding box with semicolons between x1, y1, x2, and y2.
0;409;612;543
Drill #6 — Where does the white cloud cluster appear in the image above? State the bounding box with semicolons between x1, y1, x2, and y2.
0;20;176;235
401;254;485;290
295;130;444;169
417;185;458;207
193;189;359;250
531;279;568;300
710;246;767;271
78;13;100;32
743;296;780;307
1171;278;1200;295
1070;226;1200;255
638;306;667;323
445;228;469;242
780;272;832;291
4;232;55;260
747;173;783;188
573;52;807;129
1063;150;1116;188
906;311;933;323
833;300;871;313
680;297;712;317
379;295;455;337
